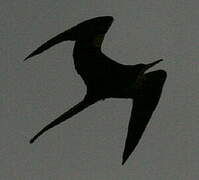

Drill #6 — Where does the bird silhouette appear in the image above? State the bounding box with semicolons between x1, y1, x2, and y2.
25;16;167;165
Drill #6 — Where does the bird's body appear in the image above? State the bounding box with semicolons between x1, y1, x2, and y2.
73;40;148;99
25;16;167;165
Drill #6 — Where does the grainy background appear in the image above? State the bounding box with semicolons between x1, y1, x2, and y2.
1;0;199;179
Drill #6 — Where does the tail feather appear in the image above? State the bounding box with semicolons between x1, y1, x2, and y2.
30;97;98;143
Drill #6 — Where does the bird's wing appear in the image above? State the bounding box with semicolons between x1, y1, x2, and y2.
24;16;113;61
24;28;76;60
122;70;167;165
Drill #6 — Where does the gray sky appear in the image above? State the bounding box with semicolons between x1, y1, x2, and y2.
1;0;199;179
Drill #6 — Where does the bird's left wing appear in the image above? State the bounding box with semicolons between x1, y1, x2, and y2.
122;70;167;165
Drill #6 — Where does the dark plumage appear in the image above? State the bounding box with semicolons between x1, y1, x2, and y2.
25;16;167;165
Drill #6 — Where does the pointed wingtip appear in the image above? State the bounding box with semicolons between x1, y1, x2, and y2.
24;53;35;61
122;147;133;165
122;155;128;165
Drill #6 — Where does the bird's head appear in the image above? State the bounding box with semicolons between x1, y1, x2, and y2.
24;16;113;60
132;59;163;76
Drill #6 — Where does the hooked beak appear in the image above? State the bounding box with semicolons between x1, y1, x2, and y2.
145;59;163;70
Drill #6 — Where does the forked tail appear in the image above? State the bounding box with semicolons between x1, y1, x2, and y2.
30;96;98;143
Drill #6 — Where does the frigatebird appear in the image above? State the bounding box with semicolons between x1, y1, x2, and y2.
25;16;167;165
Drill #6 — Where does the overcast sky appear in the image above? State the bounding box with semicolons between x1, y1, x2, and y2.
1;0;199;179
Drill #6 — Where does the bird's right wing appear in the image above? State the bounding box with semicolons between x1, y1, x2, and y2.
122;70;167;165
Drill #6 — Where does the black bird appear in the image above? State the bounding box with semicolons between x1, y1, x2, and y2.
25;16;167;165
